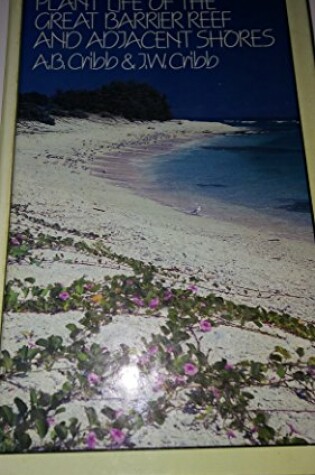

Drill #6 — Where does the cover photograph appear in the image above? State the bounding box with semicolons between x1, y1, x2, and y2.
0;0;314;465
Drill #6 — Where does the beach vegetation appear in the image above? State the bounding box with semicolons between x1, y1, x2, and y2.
1;209;314;452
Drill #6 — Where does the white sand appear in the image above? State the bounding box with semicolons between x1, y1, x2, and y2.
12;117;315;320
1;117;314;448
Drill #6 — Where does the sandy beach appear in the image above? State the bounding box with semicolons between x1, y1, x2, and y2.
1;117;314;449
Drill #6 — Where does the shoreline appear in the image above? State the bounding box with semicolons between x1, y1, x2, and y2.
1;116;314;448
11;117;315;319
85;121;314;243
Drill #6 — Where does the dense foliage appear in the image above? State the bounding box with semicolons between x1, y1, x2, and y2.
18;82;172;125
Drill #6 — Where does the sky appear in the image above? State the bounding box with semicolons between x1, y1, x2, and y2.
18;0;300;120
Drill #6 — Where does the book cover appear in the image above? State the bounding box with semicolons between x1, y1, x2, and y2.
0;0;314;473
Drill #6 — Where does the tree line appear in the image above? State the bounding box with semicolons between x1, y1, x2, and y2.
18;81;172;125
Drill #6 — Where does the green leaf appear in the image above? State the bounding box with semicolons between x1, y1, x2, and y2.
0;406;14;426
242;391;255;400
49;336;63;350
250;362;263;379
307;357;315;367
274;346;291;360
77;352;89;362
39;288;49;298
36;338;48;348
14;431;32;450
1;350;11;360
186;343;197;353
101;406;117;420
255;413;266;425
1;351;13;372
253;320;263;328
269;353;283;363
276;366;286;379
35;417;49;439
5;289;19;309
54;423;68;440
10;244;30;259
28;348;39;360
37;393;52;407
85;407;99;427
14;398;28;416
258;426;275;442
19;346;29;361
293;371;305;381
74;281;84;296
296;347;305;358
160;326;170;336
66;324;78;333
30;389;37;407
62;382;72;394
152;408;166;425
69;418;80;437
90;343;101;355
25;277;36;284
289;437;307;445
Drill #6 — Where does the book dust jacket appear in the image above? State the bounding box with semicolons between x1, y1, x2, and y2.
0;0;314;468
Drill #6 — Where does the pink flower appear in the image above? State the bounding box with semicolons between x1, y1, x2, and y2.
307;367;315;378
148;345;158;356
210;387;221;400
27;339;37;349
184;362;198;377
199;319;212;333
115;410;124;419
149;297;160;309
163;290;173;302
86;431;97;449
166;345;174;354
110;428;126;445
87;372;101;386
173;374;187;385
10;237;21;246
138;353;150;366
152;373;165;392
227;429;236;439
224;363;234;371
187;284;198;293
84;283;94;291
131;296;144;307
58;291;70;301
47;416;55;427
288;423;300;436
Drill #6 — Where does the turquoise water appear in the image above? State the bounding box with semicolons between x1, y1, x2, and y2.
147;121;314;233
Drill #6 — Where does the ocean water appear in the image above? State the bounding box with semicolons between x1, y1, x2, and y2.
144;121;314;235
